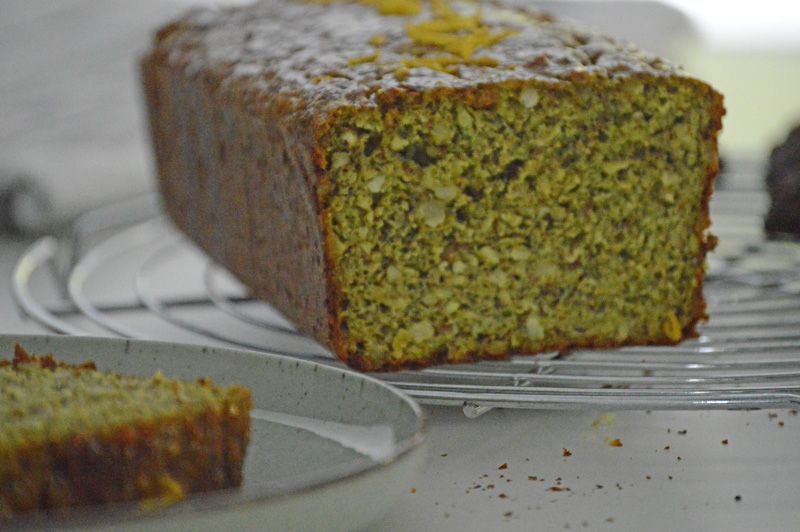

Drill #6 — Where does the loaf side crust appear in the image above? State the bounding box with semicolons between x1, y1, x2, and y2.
142;0;724;371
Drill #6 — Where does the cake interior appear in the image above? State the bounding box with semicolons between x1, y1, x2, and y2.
323;76;718;369
1;362;232;447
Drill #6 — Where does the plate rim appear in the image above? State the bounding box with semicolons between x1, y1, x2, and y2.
0;333;428;531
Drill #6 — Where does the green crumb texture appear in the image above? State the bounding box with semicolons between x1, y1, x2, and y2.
142;0;724;372
323;78;720;370
0;346;252;518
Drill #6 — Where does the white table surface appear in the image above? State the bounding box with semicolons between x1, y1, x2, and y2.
2;235;799;532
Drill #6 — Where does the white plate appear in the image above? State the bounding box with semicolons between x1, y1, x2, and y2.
1;334;427;532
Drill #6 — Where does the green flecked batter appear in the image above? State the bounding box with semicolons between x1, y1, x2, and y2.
0;363;230;448
322;77;717;368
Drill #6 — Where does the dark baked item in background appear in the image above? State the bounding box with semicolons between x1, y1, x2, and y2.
765;124;800;238
0;345;252;519
141;0;724;371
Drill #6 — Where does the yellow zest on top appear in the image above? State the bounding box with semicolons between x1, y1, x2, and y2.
369;0;423;16
406;22;517;60
299;0;518;79
301;0;422;16
399;2;515;77
369;33;388;47
400;56;459;76
405;0;518;60
400;55;498;75
349;50;381;66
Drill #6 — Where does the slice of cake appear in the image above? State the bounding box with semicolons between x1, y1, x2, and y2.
0;345;252;519
141;0;724;371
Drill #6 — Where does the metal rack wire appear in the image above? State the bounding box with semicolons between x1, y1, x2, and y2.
11;186;800;414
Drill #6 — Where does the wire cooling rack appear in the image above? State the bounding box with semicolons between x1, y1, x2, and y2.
11;180;800;414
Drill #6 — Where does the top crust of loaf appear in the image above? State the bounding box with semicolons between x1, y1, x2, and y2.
149;0;692;118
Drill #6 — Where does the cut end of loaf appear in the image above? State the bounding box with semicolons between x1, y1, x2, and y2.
323;77;722;371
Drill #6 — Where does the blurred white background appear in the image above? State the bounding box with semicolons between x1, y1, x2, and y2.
664;0;800;51
0;0;798;232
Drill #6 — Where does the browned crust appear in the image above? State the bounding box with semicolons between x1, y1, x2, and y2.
143;3;725;373
1;347;252;518
2;344;97;371
687;82;726;329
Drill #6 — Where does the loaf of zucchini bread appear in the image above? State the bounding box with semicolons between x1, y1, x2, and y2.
141;0;724;371
0;345;252;518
